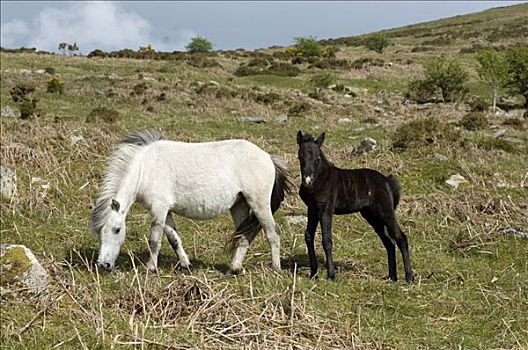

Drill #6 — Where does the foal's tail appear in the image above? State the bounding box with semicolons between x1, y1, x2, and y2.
387;174;401;210
226;157;293;253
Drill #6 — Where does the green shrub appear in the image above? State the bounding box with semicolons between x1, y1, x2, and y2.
265;62;301;77
468;96;490;112
365;33;391;54
47;77;64;94
505;45;528;108
458;113;488;131
233;65;260;77
405;79;438;103
131;82;148;96
185;36;213;53
475;138;517;153
351;57;385;69
255;92;281;104
247;58;271;68
288;102;311;116
10;83;36;103
186;56;222;68
44;67;56;75
293;36;322;57
392;118;462;149
86;107;120;123
417;57;469;103
19;98;38;119
309;72;335;90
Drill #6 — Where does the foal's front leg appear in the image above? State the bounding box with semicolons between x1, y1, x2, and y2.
320;211;336;280
304;206;319;278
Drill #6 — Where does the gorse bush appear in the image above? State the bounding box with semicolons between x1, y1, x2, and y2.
186;36;213;53
47;77;64;94
293;36;322;57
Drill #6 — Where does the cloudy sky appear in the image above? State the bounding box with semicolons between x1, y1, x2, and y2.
1;1;525;53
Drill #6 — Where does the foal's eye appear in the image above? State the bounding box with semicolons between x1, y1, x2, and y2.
114;227;121;234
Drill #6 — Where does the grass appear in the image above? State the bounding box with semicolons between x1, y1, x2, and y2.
1;5;528;348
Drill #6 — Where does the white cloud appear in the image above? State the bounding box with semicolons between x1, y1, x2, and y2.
1;1;195;53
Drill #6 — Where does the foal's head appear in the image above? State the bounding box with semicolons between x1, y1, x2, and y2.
95;199;126;271
296;130;326;188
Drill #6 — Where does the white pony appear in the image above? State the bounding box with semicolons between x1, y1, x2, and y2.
90;130;291;274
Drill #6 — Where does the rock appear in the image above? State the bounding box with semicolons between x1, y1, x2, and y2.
19;69;32;75
374;106;383;113
107;73;119;80
445;174;468;189
69;130;84;144
31;177;50;190
0;244;48;296
143;76;156;82
1;106;15;117
349;87;368;95
351;137;377;155
209;80;220;86
286;215;307;225
157;92;167;101
0;165;16;199
338;117;352;124
34;69;46;74
240;117;265;124
275;114;288;123
493;129;506;138
497;227;528;239
434;153;449;161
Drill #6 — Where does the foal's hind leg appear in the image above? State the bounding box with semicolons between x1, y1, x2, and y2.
361;209;397;281
228;200;258;274
164;214;191;270
384;218;414;284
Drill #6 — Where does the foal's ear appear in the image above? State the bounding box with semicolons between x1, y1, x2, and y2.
315;133;325;147
296;130;303;145
111;199;120;212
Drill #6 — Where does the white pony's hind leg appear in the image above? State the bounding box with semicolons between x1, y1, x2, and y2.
250;202;281;271
164;214;191;269
228;200;254;273
147;204;169;273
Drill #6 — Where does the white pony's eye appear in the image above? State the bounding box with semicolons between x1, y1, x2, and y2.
114;227;121;234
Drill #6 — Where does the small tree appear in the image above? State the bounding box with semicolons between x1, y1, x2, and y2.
365;33;391;54
506;45;528;108
477;49;510;112
424;57;469;102
58;42;68;55
67;42;79;56
185;36;213;53
293;36;322;57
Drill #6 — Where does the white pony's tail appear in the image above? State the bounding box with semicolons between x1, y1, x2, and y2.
226;157;293;253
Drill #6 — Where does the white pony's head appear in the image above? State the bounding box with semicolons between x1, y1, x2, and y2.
96;199;126;271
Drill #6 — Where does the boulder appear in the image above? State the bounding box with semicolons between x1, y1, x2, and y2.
240;117;265;124
0;244;48;296
275;114;288;123
0;165;16;199
1;106;15;117
351;138;377;155
445;174;468;189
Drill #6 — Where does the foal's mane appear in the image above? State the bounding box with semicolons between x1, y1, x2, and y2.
90;130;163;234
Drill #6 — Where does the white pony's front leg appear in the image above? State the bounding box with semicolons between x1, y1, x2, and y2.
164;214;191;269
147;205;168;273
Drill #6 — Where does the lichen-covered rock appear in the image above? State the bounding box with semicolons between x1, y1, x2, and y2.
0;165;16;199
0;244;48;296
351;137;377;156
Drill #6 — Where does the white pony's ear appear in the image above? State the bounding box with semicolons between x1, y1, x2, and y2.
111;199;120;212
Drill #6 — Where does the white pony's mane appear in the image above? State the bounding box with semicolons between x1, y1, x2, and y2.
90;130;163;234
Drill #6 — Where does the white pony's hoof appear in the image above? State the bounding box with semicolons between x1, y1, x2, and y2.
147;262;158;273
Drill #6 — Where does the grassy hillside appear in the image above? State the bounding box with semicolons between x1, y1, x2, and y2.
1;4;527;349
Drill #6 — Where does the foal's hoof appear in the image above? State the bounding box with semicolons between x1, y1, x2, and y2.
406;275;415;284
384;275;398;282
327;274;336;281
